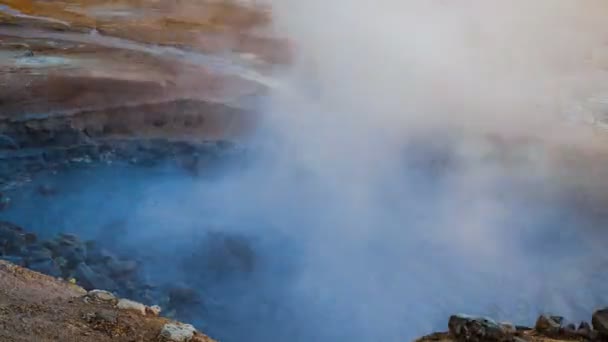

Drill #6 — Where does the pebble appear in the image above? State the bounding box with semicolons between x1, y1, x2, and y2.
159;323;196;342
116;298;146;315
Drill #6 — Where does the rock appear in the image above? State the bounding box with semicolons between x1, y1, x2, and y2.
0;221;26;254
85;290;117;304
146;305;162;316
448;314;509;342
73;262;117;291
577;321;592;337
29;259;62;277
159;323;196;342
593;308;608;335
499;322;516;334
535;314;561;334
565;323;576;332
116;298;146;315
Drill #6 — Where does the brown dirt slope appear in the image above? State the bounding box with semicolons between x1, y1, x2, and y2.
0;260;214;342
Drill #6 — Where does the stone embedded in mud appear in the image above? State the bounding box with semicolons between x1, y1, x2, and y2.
116;298;147;315
448;314;510;341
159;322;196;342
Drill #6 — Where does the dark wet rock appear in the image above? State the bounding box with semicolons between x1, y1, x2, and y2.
73;262;117;291
448;314;510;342
0;221;27;254
535;314;561;334
29;259;62;277
593;308;608;336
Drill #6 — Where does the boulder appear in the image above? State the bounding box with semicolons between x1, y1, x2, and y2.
159;323;196;342
448;314;510;342
535;315;561;334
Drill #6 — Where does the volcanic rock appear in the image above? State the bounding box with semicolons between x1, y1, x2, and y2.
448;314;510;342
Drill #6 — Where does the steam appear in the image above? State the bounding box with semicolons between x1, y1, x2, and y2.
7;1;608;342
239;0;608;340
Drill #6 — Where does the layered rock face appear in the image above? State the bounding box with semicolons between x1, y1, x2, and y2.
0;0;287;144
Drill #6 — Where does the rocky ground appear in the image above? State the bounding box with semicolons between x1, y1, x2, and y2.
0;259;214;341
417;312;608;342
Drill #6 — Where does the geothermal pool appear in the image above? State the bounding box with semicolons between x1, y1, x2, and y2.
1;138;608;342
